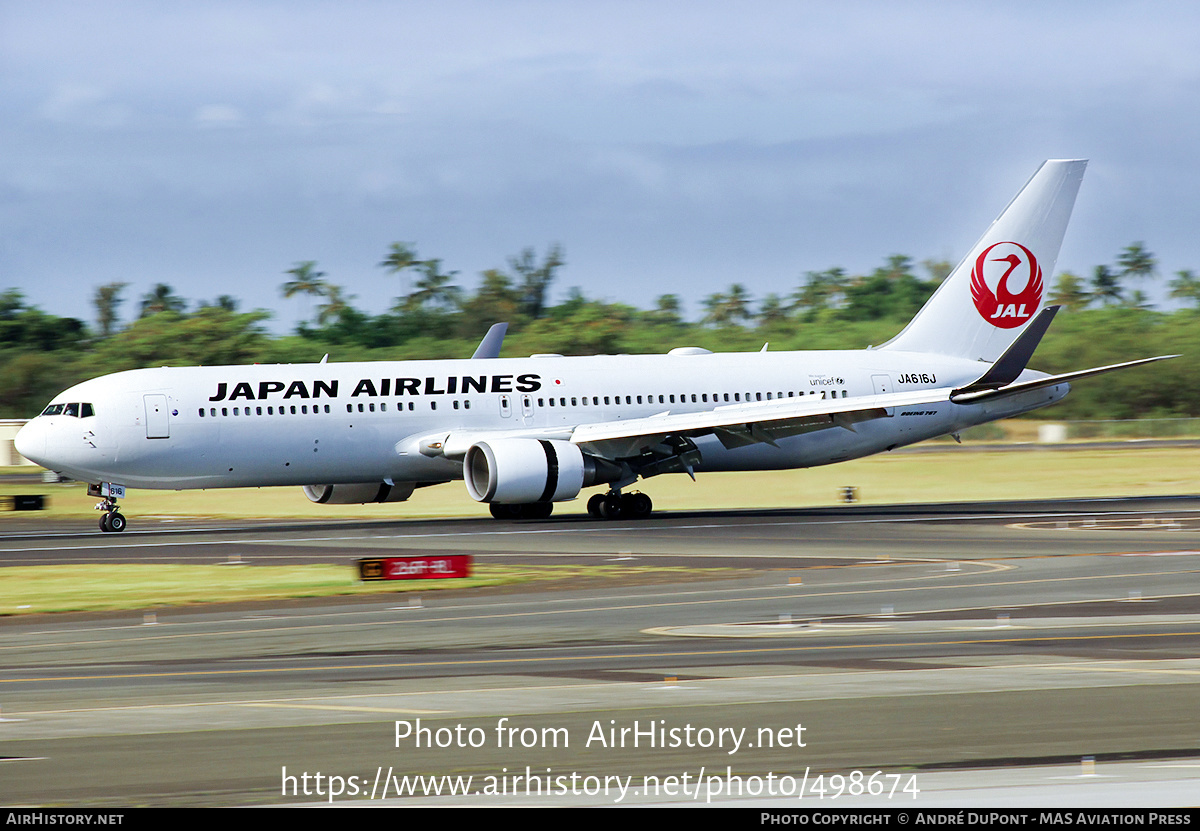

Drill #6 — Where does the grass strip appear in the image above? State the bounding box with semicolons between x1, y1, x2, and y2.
0;563;728;615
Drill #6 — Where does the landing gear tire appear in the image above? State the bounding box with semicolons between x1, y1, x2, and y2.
590;491;652;520
598;493;623;520
623;492;653;519
587;494;605;518
100;512;126;533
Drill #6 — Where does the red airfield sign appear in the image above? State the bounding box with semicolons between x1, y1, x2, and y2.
358;555;472;581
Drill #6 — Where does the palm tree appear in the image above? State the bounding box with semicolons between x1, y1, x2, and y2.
1048;271;1089;310
93;282;128;337
702;284;753;327
1169;269;1200;308
758;293;788;328
379;242;423;300
1090;265;1123;306
1117;242;1156;283
508;244;564;319
404;259;461;312
281;261;329;325
139;284;186;317
316;283;354;326
792;267;847;315
647;294;684;326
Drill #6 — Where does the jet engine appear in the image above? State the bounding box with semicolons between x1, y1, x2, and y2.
303;482;416;504
465;438;618;503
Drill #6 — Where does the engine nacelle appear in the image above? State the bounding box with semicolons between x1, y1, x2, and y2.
464;438;588;504
303;482;416;504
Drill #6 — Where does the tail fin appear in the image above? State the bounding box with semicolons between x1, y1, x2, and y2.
882;159;1087;362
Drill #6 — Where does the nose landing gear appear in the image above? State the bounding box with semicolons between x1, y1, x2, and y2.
88;483;128;533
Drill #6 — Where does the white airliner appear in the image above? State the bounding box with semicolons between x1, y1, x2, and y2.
15;160;1172;531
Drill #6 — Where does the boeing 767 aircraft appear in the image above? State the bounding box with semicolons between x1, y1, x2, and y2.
15;160;1172;531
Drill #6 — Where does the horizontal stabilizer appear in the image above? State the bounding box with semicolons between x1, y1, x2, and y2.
951;355;1179;404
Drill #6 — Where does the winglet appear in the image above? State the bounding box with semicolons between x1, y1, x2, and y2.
471;323;508;359
952;305;1059;396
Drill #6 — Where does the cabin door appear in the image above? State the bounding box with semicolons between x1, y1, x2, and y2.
144;395;170;439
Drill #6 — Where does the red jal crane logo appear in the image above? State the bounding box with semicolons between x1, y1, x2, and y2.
970;241;1043;329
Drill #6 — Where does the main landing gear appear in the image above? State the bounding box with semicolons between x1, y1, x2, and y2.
88;483;127;533
587;490;652;520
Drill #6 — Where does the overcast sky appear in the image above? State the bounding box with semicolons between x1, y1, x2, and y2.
2;1;1198;331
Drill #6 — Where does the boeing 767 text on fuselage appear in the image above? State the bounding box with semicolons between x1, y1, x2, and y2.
16;160;1173;531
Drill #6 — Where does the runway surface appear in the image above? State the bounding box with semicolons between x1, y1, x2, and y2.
2;496;1200;806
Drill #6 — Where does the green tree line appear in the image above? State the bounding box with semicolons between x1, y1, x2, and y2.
2;242;1197;420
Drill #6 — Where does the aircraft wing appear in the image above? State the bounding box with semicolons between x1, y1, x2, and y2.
427;387;957;461
568;387;957;458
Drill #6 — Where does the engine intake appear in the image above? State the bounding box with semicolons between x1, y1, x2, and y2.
465;438;594;504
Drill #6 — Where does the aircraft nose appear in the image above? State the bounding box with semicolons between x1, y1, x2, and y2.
14;419;46;466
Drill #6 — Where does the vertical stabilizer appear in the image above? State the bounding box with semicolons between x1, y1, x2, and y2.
882;159;1086;362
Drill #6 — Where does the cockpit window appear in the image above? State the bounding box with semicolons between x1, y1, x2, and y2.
40;402;94;417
